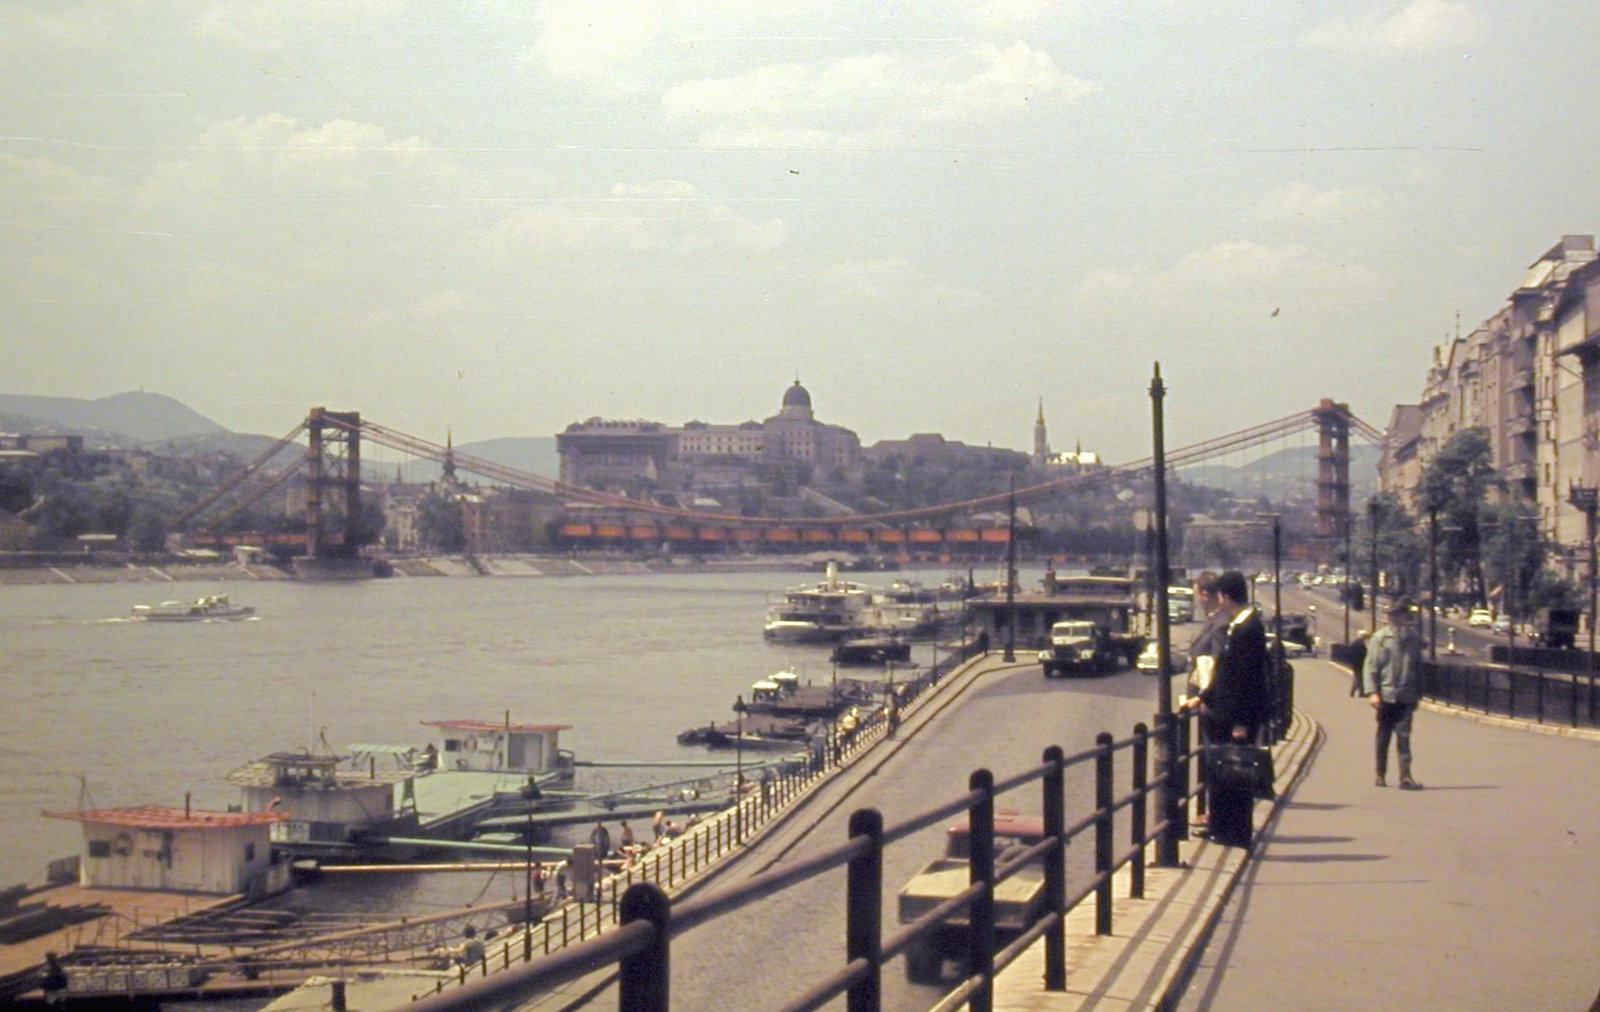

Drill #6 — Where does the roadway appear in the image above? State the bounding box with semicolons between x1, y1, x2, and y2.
567;645;1191;1012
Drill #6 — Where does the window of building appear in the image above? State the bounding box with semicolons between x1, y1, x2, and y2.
244;842;256;862
88;839;111;859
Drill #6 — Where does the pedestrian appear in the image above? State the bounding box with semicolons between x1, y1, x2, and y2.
1363;598;1425;790
458;925;484;967
588;821;611;859
618;820;635;850
1184;571;1227;833
1346;629;1370;696
1183;570;1271;847
651;810;666;843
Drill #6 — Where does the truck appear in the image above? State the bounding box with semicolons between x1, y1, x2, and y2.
1536;607;1581;649
1037;620;1121;677
896;815;1047;984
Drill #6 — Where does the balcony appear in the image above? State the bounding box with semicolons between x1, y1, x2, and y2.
1506;415;1538;438
1510;369;1534;391
1504;462;1536;484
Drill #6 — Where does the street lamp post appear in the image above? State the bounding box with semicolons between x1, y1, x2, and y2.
1428;508;1439;663
1004;475;1017;662
1368;498;1382;634
1343;510;1352;644
1149;363;1178;868
1569;484;1599;671
734;695;745;842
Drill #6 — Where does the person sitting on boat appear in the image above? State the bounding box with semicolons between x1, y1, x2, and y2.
421;743;439;771
459;925;485;968
619;820;636;850
651;810;666;842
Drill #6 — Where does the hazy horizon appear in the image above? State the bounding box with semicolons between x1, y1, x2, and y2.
4;1;1598;459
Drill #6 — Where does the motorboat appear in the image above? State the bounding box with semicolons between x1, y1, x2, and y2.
133;594;256;622
763;562;875;643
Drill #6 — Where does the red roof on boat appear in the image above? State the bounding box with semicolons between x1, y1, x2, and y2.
44;805;289;829
422;720;572;734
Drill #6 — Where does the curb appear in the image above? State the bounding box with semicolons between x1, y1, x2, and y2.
990;708;1323;1012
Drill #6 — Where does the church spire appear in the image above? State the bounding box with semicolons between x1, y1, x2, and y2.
441;427;458;484
1032;398;1049;466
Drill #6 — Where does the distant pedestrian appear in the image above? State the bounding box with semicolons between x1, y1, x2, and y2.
619;820;635;850
1183;571;1271;847
652;810;666;842
1363;598;1425;790
589;822;611;859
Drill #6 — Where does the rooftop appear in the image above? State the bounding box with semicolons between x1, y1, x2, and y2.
45;805;289;829
422;720;573;734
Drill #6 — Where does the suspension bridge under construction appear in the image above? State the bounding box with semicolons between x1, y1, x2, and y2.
172;400;1383;565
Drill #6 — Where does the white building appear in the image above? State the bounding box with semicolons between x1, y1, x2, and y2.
47;805;288;895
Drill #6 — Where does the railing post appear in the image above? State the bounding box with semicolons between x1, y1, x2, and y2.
1094;733;1114;936
1130;724;1148;900
1042;745;1066;991
618;883;671;1012
1153;712;1180;867
969;768;996;1012
846;808;884;1012
1537;672;1545;723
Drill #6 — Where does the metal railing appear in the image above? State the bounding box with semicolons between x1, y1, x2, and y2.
398;707;1208;1012
401;637;991;992
1422;661;1600;729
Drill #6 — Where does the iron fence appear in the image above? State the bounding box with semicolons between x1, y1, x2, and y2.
396;706;1209;1012
1422;662;1600;729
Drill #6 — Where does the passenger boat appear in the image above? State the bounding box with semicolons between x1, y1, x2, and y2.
132;594;255;622
763;562;875;643
831;636;913;667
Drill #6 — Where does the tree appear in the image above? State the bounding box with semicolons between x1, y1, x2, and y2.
1418;428;1498;602
416;492;466;552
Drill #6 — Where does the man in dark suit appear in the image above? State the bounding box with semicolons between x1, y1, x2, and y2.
1185;570;1270;846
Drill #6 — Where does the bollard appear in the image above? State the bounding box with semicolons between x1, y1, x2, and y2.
1094;733;1113;936
330;979;346;1012
618;883;671;1012
1130;724;1148;900
1042;745;1066;991
845;808;884;1012
968;768;996;1012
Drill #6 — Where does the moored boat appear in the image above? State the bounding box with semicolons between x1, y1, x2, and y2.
763;562;875;642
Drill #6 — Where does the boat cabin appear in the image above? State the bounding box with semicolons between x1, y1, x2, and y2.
226;751;415;844
46;805;289;896
422;720;573;774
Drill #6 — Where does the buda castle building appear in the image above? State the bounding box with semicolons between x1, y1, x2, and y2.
556;381;862;493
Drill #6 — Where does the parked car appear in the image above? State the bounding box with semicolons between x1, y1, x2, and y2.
1135;641;1189;675
1490;615;1512;635
1468;608;1494;628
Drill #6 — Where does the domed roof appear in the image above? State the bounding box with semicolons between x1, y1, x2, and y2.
783;380;812;409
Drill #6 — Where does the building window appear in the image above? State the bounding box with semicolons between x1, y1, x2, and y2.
88;839;111;859
244;843;256;862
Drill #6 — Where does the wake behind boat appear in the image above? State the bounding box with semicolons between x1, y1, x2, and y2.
132;594;256;622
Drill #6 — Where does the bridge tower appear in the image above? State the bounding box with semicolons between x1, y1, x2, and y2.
1312;399;1351;565
305;408;364;559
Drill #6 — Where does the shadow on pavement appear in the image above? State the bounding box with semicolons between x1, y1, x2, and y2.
1263;834;1355;844
1258;852;1388;863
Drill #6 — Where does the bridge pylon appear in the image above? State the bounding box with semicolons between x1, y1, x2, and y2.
1312;399;1351;567
305;408;364;560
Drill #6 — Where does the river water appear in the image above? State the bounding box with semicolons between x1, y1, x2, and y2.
0;568;1011;899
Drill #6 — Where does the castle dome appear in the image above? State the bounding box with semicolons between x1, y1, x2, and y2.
783;380;812;410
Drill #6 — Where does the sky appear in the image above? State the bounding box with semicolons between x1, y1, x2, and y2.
3;0;1599;461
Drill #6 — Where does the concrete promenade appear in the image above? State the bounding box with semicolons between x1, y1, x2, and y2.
1173;658;1600;1011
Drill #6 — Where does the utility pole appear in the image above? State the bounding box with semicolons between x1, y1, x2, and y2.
1428;508;1439;663
1004;475;1017;662
1569;484;1598;671
1343;510;1352;645
1368;498;1381;634
1149;363;1178;868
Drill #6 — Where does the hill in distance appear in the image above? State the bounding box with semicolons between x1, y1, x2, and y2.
0;391;227;444
1179;444;1380;503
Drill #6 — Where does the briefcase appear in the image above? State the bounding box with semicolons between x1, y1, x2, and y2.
1205;743;1276;800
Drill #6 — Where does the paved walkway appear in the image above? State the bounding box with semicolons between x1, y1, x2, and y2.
1174;658;1600;1012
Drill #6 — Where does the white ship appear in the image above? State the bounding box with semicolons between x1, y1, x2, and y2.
132;594;255;622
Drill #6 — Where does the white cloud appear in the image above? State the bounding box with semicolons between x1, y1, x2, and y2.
1075;240;1382;304
463;179;785;260
1259;182;1387;224
143;114;461;199
1305;0;1485;56
664;43;1091;148
527;0;667;91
